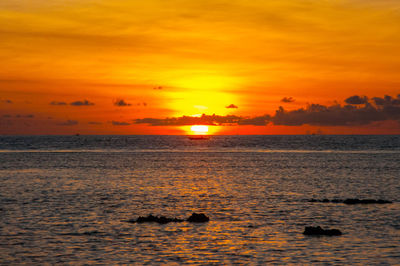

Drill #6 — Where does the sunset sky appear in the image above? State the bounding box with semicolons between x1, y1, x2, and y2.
1;0;400;134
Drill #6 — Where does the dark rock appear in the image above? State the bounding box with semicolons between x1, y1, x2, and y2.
82;230;102;236
308;199;333;203
343;198;392;205
331;199;342;203
343;198;360;204
187;213;209;223
309;198;392;204
308;198;334;203
376;199;392;204
303;226;342;236
129;214;184;224
128;213;210;224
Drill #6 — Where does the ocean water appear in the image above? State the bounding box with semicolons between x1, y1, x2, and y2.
0;135;399;264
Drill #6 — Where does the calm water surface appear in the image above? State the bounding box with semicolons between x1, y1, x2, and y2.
0;135;399;264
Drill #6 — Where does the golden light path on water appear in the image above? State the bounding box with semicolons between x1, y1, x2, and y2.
0;136;399;264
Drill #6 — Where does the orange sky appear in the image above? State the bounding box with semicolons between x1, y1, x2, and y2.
1;0;400;135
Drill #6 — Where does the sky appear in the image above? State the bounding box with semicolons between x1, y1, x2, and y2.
1;0;400;135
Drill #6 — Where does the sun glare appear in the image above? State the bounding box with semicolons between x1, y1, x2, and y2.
190;125;209;134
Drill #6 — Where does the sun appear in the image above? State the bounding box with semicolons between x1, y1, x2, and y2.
190;125;209;134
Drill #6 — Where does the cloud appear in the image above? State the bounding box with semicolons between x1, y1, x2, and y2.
1;99;13;104
372;95;400;106
226;104;238;109
134;94;400;127
57;120;78;126
272;104;377;126
272;94;400;126
135;114;268;126
1;114;34;118
281;97;295;103
88;121;102;125
345;95;368;105
114;99;131;106
50;101;67;105
111;121;131;126
238;115;271;126
70;99;94;106
12;114;35;118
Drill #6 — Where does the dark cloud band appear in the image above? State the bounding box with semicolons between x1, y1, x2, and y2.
114;99;132;107
57;120;78;126
70;99;94;106
135;94;400;127
135;114;268;126
111;121;131;126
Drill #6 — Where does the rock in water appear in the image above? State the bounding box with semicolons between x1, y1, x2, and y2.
187;213;209;223
130;214;184;224
331;199;342;203
128;213;210;224
303;226;342;236
343;198;392;204
308;198;392;204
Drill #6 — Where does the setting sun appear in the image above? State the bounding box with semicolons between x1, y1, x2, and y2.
190;125;209;134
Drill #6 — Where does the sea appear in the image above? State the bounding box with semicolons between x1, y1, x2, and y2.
0;135;399;265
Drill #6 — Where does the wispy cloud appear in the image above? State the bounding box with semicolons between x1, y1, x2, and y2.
50;101;67;105
70;100;94;106
50;100;95;106
226;104;238;109
16;114;35;118
114;99;132;106
111;121;131;126
57;120;78;126
1;99;13;104
281;97;295;103
88;121;102;125
3;114;35;118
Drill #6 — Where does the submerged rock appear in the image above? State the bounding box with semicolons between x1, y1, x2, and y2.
187;213;209;223
303;226;342;236
128;214;184;224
